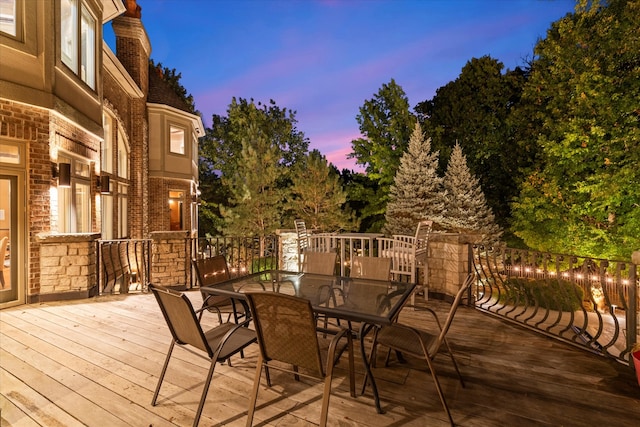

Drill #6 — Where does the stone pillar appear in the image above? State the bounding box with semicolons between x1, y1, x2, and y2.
35;233;100;301
426;233;477;299
277;229;299;271
151;231;190;288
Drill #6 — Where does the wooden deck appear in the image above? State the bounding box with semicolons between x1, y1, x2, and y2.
1;291;639;427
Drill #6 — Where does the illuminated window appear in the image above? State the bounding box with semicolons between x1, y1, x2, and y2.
0;0;17;36
60;0;96;89
169;126;185;154
117;127;129;179
102;112;113;173
118;184;128;238
168;191;183;230
57;156;91;233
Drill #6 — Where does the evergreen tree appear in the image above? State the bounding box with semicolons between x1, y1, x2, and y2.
220;123;285;237
289;150;355;231
383;122;444;236
442;143;502;244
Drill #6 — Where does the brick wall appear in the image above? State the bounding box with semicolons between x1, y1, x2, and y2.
1;100;50;296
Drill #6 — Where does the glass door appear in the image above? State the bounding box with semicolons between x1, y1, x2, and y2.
0;174;20;305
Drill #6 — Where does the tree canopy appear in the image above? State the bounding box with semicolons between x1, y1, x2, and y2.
511;0;640;259
199;98;309;236
416;56;529;227
289;149;355;231
349;79;416;231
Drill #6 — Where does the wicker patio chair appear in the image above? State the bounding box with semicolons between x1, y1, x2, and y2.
149;284;256;427
193;255;246;323
365;273;475;426
245;292;355;427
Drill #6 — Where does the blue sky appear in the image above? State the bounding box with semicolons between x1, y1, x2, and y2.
105;0;576;171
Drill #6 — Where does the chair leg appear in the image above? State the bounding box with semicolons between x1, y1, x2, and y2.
319;375;333;427
347;334;355;398
425;355;455;426
152;340;176;406
193;358;218;427
442;337;465;387
246;356;264;427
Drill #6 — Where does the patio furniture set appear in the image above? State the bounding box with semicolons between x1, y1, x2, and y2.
149;220;471;427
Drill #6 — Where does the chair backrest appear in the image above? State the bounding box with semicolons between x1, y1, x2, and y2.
414;220;433;258
246;292;325;378
0;237;7;272
350;256;391;281
294;219;310;252
149;284;212;356
193;255;230;287
302;251;337;275
434;274;475;350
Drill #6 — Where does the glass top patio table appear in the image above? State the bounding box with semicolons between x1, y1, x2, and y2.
200;270;415;326
201;270;416;414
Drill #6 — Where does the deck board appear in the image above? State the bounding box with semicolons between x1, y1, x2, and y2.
1;291;639;426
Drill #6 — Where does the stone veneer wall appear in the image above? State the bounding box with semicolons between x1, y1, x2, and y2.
150;231;191;288
35;233;100;301
277;229;299;271
425;233;477;299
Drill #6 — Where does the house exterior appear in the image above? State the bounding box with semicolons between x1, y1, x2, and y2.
0;0;203;308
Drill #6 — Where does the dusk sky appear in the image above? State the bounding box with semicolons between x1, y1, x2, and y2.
105;0;576;171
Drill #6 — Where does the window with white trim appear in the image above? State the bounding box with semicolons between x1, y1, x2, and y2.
57;156;91;233
117;126;129;179
61;0;96;89
169;125;185;155
0;0;17;36
102;112;114;173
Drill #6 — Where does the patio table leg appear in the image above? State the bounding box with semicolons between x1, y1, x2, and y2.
358;322;384;414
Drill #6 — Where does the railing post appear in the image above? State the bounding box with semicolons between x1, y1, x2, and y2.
629;251;639;365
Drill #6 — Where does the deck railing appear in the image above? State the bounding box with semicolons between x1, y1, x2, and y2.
471;245;639;365
190;235;279;287
97;239;152;294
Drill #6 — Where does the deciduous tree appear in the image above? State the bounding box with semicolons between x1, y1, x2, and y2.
289;150;355;231
511;0;640;259
349;79;416;231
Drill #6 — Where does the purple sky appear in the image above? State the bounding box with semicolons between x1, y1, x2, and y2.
105;0;576;171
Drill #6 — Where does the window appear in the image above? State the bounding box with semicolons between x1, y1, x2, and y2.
117;184;128;238
0;0;17;36
0;142;21;165
117;127;129;179
102;112;113;173
57;156;91;233
101;193;113;240
60;0;96;89
169;126;185;154
168;191;183;230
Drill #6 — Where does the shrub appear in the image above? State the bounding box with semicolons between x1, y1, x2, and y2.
502;277;584;311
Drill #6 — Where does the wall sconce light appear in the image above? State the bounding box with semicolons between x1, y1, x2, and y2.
53;162;71;187
97;175;110;194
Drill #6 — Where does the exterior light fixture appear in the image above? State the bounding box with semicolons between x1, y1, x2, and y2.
53;162;71;188
97;175;110;194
